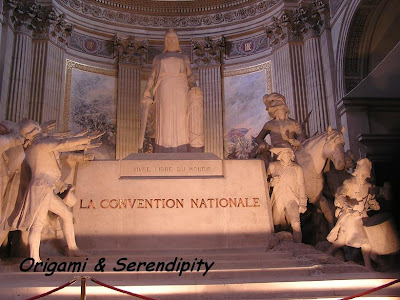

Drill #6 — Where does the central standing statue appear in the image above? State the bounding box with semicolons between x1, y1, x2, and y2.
141;29;197;153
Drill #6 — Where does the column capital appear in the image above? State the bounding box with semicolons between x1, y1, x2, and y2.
0;0;4;24
114;36;148;66
33;9;72;48
5;0;36;35
265;11;303;50
192;36;225;67
298;0;330;38
264;0;330;48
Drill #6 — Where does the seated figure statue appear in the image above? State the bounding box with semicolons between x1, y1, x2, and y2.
14;122;103;262
326;158;380;270
267;147;307;243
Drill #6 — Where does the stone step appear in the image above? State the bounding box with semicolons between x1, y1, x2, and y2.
0;263;375;286
1;245;398;299
1;259;311;272
0;277;399;299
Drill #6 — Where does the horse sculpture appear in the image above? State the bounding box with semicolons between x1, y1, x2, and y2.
295;126;346;229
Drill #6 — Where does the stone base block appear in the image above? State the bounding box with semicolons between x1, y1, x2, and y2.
73;155;273;250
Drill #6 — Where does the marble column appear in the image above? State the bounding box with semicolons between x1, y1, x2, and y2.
272;43;309;134
266;3;333;136
303;33;329;135
0;0;3;50
0;9;15;120
6;22;33;121
301;1;331;134
114;37;147;159
318;4;339;129
192;37;225;158
30;14;71;130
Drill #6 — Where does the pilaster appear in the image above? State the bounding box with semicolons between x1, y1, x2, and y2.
0;0;3;48
267;12;309;133
192;37;225;158
6;0;35;121
302;0;330;134
30;10;71;129
266;0;332;135
114;37;147;159
0;7;14;120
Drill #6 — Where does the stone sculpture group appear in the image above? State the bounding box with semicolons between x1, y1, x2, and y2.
0;119;103;262
0;29;397;271
255;92;398;269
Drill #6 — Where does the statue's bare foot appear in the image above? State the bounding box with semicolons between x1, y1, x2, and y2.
33;257;42;264
66;248;87;257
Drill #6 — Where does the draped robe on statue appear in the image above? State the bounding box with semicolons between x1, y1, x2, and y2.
145;52;195;152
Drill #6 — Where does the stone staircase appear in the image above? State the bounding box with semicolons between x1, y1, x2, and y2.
0;242;399;299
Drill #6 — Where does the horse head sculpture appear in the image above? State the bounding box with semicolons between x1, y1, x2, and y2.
323;126;346;171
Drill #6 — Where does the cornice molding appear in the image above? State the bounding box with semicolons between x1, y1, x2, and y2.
56;0;280;29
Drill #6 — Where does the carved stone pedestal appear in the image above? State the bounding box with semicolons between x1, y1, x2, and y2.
73;154;273;250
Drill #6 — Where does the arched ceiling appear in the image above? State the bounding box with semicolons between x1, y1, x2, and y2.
87;0;259;15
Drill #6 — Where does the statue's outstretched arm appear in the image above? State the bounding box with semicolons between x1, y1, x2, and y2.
53;131;104;152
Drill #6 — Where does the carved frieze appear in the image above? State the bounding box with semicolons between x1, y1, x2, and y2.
192;37;225;66
69;32;114;58
56;0;280;29
114;36;147;65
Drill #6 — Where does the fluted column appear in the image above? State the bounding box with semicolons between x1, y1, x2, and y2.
267;13;309;133
114;37;147;159
302;1;330;134
0;0;3;49
303;35;329;134
0;7;15;120
192;37;225;158
266;1;332;135
272;43;308;132
30;11;71;129
318;1;338;128
6;3;34;121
